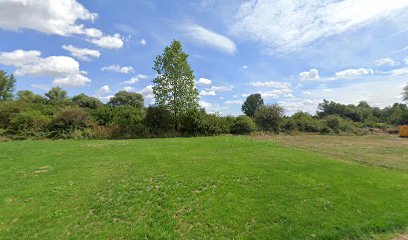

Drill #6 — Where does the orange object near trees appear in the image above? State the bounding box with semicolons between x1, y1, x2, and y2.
400;125;408;137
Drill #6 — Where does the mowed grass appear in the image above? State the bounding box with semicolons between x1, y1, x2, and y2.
1;136;408;239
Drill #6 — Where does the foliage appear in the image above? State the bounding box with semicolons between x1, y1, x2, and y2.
403;83;408;102
0;70;16;101
152;40;199;130
231;115;256;135
45;87;68;104
49;107;92;137
72;93;103;109
254;104;284;132
241;93;264;118
144;105;175;134
108;91;144;109
10;110;51;136
16;90;46;104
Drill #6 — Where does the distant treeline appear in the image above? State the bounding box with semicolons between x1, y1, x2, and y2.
0;40;407;140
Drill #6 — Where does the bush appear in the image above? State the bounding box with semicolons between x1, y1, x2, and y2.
49;107;92;138
10;110;51;136
291;112;322;132
280;118;298;133
231;115;256;135
254;104;284;132
144;105;175;134
323;115;355;133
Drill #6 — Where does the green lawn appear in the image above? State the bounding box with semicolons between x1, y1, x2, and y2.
1;136;408;239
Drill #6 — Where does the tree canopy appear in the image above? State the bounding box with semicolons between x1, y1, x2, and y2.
241;93;264;118
108;91;144;109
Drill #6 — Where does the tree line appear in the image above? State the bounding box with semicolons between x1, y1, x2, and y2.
0;40;407;140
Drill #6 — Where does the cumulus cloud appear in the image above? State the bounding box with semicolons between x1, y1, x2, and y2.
224;100;242;104
62;45;100;61
0;49;90;88
206;85;234;92
122;74;149;84
87;34;124;49
184;23;237;54
102;65;135;74
123;86;134;92
249;81;292;89
196;77;212;85
231;0;408;53
95;85;111;98
199;100;227;113
0;0;123;49
299;69;320;81
199;90;216;96
374;57;400;66
138;85;154;99
334;68;374;79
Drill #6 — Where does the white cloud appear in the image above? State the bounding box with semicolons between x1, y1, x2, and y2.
0;49;90;88
199;90;216;96
88;33;124;49
102;65;135;74
225;100;242;104
249;81;292;89
299;69;320;81
302;91;312;96
184;23;237;54
231;0;408;53
123;86;134;92
138;85;154;99
206;85;234;92
242;65;249;70
95;85;111;97
0;0;96;36
0;0;123;49
62;45;100;61
199;100;227;113
196;77;212;85
140;38;147;46
122;74;149;84
334;68;374;79
374;57;400;66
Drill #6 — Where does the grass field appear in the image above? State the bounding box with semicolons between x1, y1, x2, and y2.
1;136;408;239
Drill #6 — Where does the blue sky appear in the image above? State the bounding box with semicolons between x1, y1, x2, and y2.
1;0;408;115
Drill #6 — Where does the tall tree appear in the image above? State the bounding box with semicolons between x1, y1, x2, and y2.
152;40;199;130
45;87;68;103
403;84;408;102
0;70;16;101
241;93;264;118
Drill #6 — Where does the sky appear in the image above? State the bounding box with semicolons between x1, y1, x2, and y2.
0;0;408;115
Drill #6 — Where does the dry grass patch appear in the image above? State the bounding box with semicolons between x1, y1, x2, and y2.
253;134;408;171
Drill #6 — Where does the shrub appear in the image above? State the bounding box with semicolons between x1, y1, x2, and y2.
49;107;92;137
254;104;284;132
291;112;322;132
323;115;355;133
144;105;175;134
231;115;256;135
10;110;51;136
280;118;298;133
